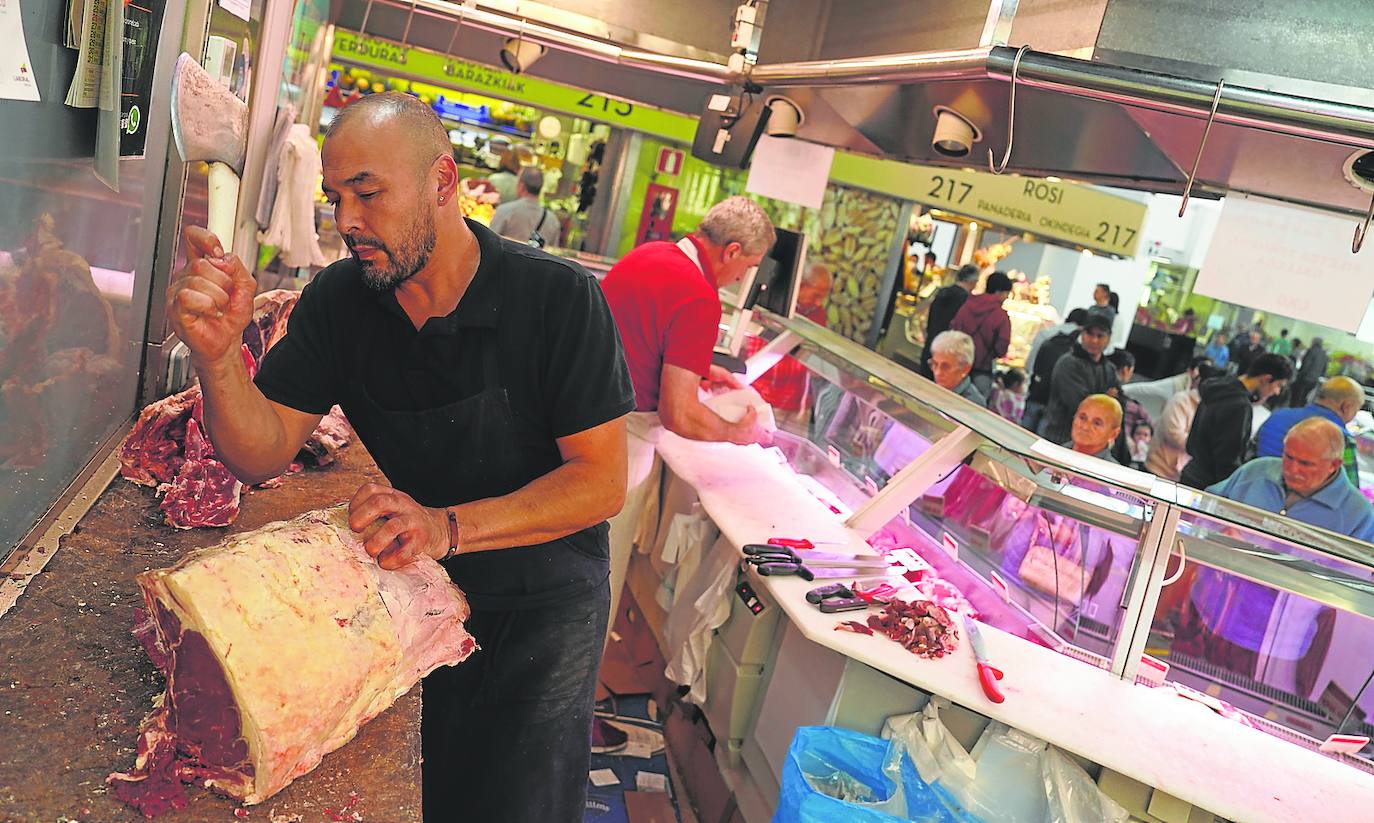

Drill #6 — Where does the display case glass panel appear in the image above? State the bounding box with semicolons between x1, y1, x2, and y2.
1147;495;1374;768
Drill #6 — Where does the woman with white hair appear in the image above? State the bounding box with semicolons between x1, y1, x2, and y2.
929;330;987;406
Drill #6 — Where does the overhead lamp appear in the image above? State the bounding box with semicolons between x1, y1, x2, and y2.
931;106;982;158
764;96;803;138
499;37;546;74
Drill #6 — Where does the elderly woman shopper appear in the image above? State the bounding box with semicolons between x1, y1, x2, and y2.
928;330;988;406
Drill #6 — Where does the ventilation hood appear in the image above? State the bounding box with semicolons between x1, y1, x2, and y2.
337;0;1374;220
746;0;1374;219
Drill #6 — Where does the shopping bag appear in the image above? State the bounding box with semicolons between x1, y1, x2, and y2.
774;726;975;823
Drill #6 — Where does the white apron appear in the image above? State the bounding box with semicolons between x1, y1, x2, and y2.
605;411;663;642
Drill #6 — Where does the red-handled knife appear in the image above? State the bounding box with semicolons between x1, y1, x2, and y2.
962;614;1005;704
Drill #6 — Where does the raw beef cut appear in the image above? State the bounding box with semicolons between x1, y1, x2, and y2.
109;506;477;816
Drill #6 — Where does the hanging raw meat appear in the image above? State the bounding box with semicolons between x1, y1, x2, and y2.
118;289;354;527
241;288;299;364
0;214;123;469
108;506;477;816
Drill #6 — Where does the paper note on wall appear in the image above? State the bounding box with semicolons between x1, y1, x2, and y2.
0;0;42;102
746;134;834;210
1194;196;1374;332
218;0;249;21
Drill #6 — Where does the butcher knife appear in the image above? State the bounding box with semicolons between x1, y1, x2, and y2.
170;53;248;248
962;614;1005;704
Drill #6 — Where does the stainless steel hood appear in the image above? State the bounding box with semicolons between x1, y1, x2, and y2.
752;43;1374;215
336;0;1374;218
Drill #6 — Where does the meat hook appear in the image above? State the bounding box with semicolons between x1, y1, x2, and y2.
1179;79;1225;218
401;0;419;45
988;44;1030;175
1355;190;1374;253
444;0;474;59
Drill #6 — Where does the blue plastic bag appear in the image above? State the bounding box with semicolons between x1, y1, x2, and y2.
773;726;975;823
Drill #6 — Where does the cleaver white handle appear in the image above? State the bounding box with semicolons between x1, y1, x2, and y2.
206;161;241;251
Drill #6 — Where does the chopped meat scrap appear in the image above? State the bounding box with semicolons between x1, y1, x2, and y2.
298;406;352;467
834;621;875;635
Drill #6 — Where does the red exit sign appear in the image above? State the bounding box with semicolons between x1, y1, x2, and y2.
656;147;684;176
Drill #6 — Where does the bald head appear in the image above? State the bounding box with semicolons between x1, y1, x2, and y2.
325;92;452;179
322;93;462;291
1286;417;1345;461
1070;393;1122;456
1315;376;1364;423
1081;393;1123;426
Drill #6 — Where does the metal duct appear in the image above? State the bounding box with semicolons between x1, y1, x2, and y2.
338;1;1374;216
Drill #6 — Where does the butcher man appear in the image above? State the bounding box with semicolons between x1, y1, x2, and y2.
165;93;635;822
594;196;775;750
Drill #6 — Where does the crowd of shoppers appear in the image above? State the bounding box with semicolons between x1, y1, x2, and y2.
912;280;1365;499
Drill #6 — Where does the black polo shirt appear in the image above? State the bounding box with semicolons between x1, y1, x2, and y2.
255;218;635;545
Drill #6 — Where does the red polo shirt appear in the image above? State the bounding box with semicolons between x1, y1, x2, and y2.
600;236;720;411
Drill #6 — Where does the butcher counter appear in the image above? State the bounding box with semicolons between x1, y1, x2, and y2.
0;443;425;822
627;308;1374;823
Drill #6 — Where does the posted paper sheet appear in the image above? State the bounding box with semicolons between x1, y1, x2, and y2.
0;0;42;101
1194;195;1374;333
746;134;835;210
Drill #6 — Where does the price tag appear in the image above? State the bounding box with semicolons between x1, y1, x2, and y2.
826;445;842;467
990;570;1010;603
1319;734;1371;755
940;531;959;563
888;548;930;575
636;771;668;792
1137;654;1170;687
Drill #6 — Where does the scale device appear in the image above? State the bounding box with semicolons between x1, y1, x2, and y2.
716;227;808;365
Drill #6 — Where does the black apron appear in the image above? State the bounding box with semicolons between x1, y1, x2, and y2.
344;323;609;821
347;326;609;611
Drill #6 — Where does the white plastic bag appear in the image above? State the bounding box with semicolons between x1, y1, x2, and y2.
1041;746;1130;823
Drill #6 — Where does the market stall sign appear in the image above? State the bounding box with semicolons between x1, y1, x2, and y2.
830;154;1147;257
332;32;696;143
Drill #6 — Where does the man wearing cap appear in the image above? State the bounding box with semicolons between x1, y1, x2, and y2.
1037;311;1119;445
948;270;1013;399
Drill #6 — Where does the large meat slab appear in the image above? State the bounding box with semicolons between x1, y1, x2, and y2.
108;506;476;816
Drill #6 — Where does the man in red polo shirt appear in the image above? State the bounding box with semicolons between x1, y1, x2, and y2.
594;196;775;750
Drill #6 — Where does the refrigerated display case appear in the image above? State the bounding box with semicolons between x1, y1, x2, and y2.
724;306;1374;805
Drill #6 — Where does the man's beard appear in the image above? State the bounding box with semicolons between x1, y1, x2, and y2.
346;208;437;291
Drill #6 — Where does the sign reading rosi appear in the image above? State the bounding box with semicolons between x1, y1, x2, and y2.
907;166;1146;256
330;32;692;142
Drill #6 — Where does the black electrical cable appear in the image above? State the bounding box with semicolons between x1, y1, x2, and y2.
1336;665;1374;734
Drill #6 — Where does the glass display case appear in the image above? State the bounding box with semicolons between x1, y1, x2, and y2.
744;307;1374;775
